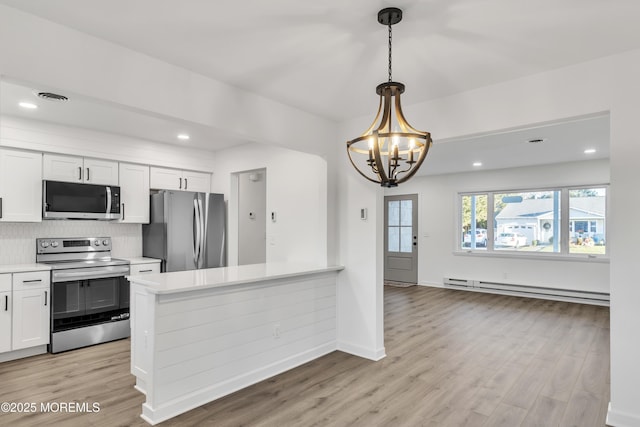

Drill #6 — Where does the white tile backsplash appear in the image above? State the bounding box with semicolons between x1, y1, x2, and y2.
0;221;142;265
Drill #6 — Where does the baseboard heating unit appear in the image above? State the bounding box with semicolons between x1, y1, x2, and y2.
442;277;609;306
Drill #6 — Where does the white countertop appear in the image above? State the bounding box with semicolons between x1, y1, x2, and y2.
0;263;51;274
121;257;162;265
127;262;344;294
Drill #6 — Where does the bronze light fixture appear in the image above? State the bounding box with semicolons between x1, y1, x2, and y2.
347;7;432;187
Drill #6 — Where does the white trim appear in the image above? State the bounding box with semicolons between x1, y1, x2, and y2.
453;250;609;263
337;341;386;361
607;402;640;427
140;342;337;425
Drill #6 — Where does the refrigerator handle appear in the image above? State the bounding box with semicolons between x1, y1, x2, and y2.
193;199;201;267
198;198;205;267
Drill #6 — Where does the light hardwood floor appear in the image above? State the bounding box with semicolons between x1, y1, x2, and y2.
0;286;610;427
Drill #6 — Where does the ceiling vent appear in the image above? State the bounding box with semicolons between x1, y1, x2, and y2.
36;92;69;102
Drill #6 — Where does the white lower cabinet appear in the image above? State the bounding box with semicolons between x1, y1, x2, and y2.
0;271;51;353
12;288;49;350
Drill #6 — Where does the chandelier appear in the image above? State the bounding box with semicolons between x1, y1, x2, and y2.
346;7;432;187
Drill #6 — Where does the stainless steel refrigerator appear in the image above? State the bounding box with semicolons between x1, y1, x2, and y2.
142;191;226;272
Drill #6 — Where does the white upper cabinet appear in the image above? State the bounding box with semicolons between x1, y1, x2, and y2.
0;148;43;222
119;163;150;224
150;167;210;193
182;170;211;193
43;154;119;185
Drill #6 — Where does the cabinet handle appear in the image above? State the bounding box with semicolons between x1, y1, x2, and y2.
78;166;82;181
86;168;90;182
185;178;188;190
44;291;47;306
179;177;182;189
23;279;42;283
139;269;153;273
4;295;7;311
0;197;3;219
122;203;125;221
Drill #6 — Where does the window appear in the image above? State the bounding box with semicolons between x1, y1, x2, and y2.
568;187;606;255
459;186;607;258
388;200;413;253
461;194;488;250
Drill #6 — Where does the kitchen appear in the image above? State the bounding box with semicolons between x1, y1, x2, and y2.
1;2;640;427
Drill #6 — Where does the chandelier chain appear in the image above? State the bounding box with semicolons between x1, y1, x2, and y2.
388;23;392;82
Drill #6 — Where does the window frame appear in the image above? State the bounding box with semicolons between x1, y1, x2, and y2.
456;184;609;262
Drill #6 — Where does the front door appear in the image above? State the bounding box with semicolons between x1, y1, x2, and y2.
384;194;418;284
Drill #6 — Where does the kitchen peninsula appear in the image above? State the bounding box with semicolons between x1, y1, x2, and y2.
128;263;343;425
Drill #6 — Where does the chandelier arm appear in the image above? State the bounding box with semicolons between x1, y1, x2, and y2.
395;136;433;184
372;131;389;184
394;93;425;134
346;144;383;184
377;89;393;133
361;95;384;137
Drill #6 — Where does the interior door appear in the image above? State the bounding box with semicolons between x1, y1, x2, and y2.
384;194;418;284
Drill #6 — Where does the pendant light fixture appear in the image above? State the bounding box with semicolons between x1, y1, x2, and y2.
346;7;432;187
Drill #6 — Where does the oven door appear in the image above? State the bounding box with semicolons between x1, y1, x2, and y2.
52;280;86;320
84;277;121;315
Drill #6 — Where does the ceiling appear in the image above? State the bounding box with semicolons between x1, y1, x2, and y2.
1;0;639;121
0;1;628;173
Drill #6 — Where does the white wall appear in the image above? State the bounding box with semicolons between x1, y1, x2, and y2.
384;159;610;293
211;143;327;267
339;49;640;425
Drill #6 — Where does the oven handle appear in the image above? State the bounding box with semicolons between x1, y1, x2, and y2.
52;266;130;283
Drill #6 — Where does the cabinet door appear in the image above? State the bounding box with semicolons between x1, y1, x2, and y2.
0;149;43;222
183;170;211;193
12;288;50;350
84;158;119;185
119;163;150;223
43;153;84;183
150;167;182;191
0;291;11;353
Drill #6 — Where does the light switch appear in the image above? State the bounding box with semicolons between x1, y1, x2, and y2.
360;208;367;221
271;212;277;222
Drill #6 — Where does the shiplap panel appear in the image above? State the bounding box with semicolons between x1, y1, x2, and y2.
156;305;336;368
156;275;334;316
155;296;335;353
156;279;334;333
157;328;336;402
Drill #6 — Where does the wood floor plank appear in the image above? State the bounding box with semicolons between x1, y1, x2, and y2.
0;286;610;427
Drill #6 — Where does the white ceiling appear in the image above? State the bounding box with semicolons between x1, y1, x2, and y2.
1;0;639;120
0;1;627;173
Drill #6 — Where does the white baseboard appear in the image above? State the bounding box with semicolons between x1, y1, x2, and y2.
418;281;444;288
607;402;640;427
141;341;337;425
337;341;386;361
0;345;47;363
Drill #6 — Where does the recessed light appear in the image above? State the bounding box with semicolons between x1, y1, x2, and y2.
19;102;38;109
473;162;482;167
177;134;190;141
584;148;596;154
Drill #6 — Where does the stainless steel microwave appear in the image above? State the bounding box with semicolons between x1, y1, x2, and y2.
43;180;121;220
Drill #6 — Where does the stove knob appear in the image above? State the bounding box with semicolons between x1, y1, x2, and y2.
94;240;101;246
41;241;50;248
102;239;109;246
51;241;59;248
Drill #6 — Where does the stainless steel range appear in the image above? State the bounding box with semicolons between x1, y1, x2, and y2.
36;237;131;353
